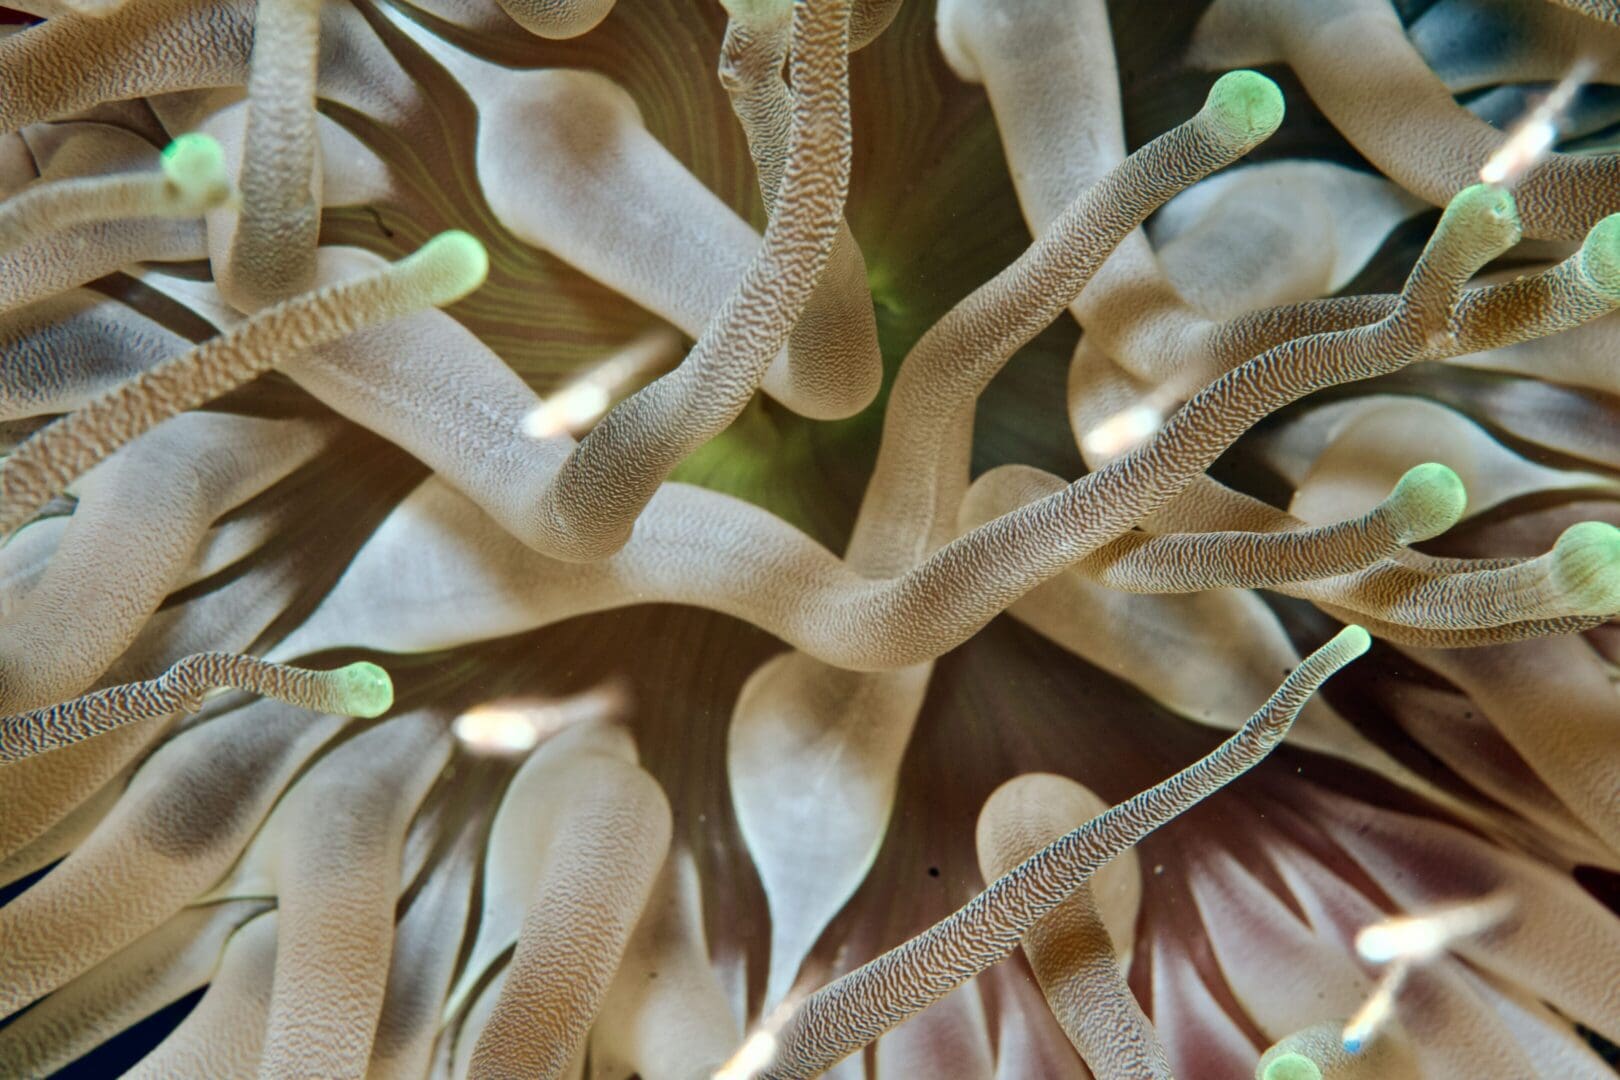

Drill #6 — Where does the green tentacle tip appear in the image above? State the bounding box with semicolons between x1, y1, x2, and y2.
1334;624;1373;658
1389;462;1466;542
160;133;229;202
1579;214;1620;297
1551;520;1620;614
1203;70;1285;144
332;661;394;718
1261;1053;1323;1080
414;229;490;301
1444;183;1520;235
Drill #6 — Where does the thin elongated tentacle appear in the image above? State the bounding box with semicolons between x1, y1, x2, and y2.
0;229;487;539
848;69;1285;576
0;413;337;714
964;461;1620;638
1257;1021;1420;1079
1074;463;1464;594
0;126;214;313
976;774;1173;1079
760;626;1370;1077
0;654;391;763
522;0;853;561
1546;0;1620;25
0;133;230;253
1326;522;1620;630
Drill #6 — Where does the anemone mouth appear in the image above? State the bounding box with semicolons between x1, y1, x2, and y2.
2;1;1620;1078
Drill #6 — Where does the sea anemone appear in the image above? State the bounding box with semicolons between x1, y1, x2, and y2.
1;0;1619;1077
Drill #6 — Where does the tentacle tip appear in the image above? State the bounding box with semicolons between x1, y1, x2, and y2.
1335;624;1373;658
331;661;394;718
1579;213;1620;298
1551;520;1620;615
1389;461;1466;541
1444;183;1522;245
161;133;231;206
415;229;491;302
1260;1052;1324;1080
1203;70;1285;145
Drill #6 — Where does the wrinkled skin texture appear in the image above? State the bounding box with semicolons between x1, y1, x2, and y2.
1;1;1620;1079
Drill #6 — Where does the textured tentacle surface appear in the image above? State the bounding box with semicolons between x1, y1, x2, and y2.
0;230;488;538
214;0;322;310
6;4;1620;1077
0;652;391;763
762;626;1369;1076
468;752;671;1079
976;773;1173;1079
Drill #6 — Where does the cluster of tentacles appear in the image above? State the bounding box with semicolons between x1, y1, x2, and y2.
2;0;1620;1077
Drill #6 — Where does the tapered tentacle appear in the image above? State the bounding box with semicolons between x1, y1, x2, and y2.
256;712;450;1080
1256;1021;1420;1078
0;126;213;314
403;0;862;422
1311;786;1620;1047
443;718;638;1019
493;0;615;38
389;0;852;554
0;763;125;888
1075;463;1463;594
1408;637;1620;856
366;827;479;1079
0;900;268;1077
468;752;671;1079
965;458;1620;641
0;230;487;539
1545;0;1620;25
760;627;1369;1077
1332;522;1620;630
588;849;740;1080
728;653;932;1011
0;719;163;869
124;911;280;1080
520;0;853;561
0;699;347;1017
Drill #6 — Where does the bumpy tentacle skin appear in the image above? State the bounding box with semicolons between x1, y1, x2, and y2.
761;627;1369;1076
0;654;391;763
